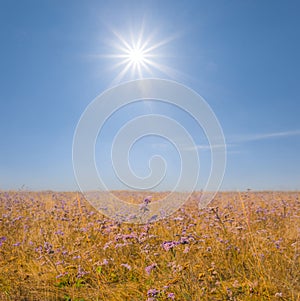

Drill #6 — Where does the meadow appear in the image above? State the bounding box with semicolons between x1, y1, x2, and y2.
0;190;299;301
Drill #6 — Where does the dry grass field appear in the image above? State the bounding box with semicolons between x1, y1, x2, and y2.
0;191;299;300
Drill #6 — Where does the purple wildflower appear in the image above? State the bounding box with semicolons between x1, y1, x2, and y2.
180;236;189;244
140;196;152;212
274;238;283;249
183;246;189;253
0;236;6;247
102;258;109;265
103;240;113;250
140;203;149;212
145;263;157;275
77;265;88;278
147;288;160;297
162;241;179;251
115;243;127;248
121;263;131;270
167;292;175;300
44;242;54;254
123;232;137;240
35;245;43;253
144;196;152;204
143;224;150;233
12;216;23;222
56;272;68;279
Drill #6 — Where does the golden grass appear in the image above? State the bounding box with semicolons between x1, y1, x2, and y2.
0;191;299;300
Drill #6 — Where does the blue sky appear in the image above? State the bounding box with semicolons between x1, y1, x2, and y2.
0;0;299;191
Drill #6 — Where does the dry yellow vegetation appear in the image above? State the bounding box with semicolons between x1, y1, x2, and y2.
0;191;299;300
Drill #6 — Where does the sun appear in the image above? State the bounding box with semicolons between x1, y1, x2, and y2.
110;31;154;80
106;27;176;83
128;48;145;65
123;45;148;74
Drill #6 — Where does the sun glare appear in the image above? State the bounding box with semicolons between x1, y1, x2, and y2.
106;27;177;83
128;48;145;65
